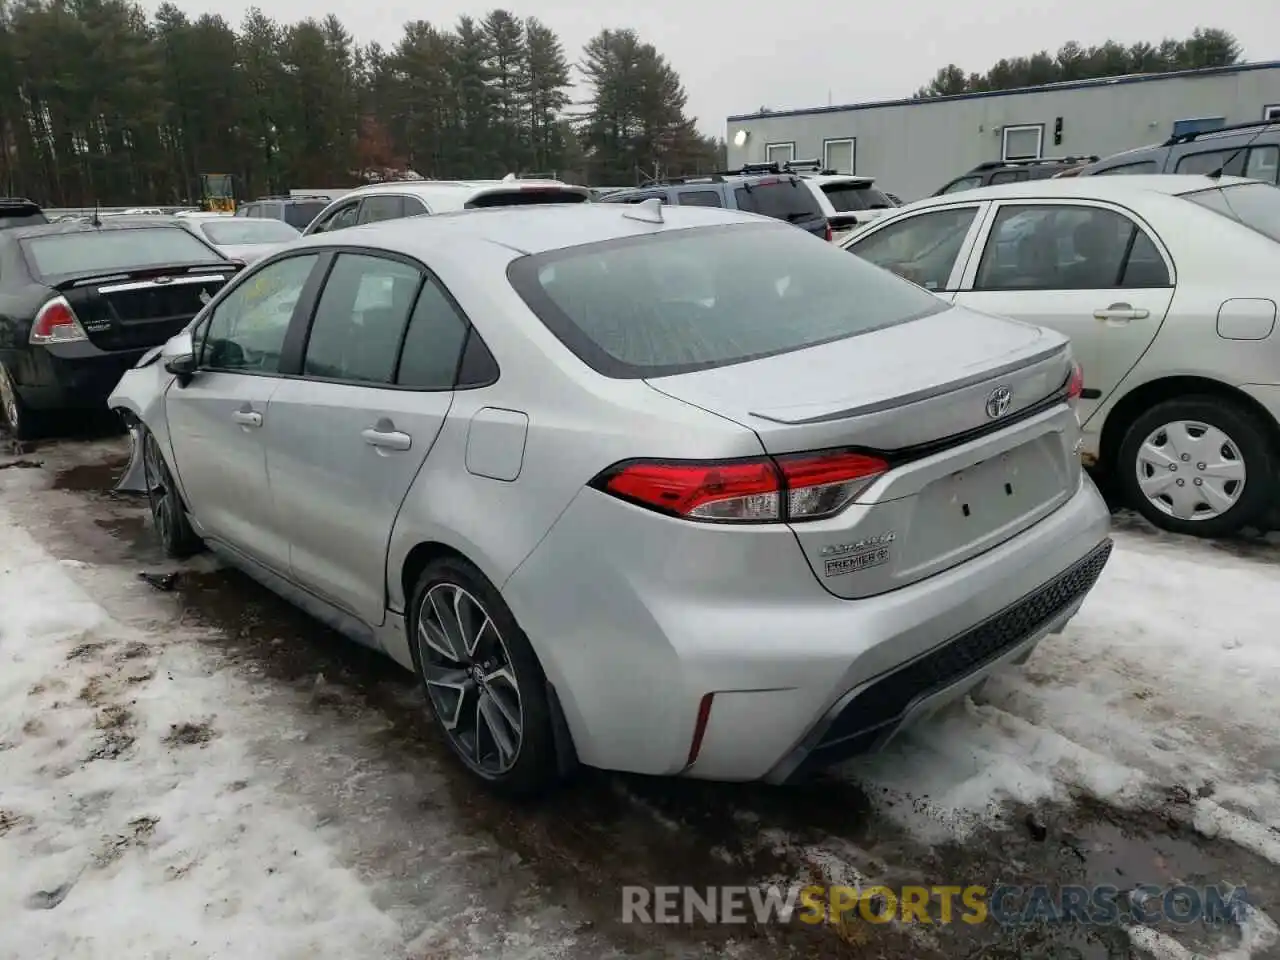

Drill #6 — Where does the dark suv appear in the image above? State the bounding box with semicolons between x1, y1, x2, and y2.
0;198;48;230
934;156;1101;196
235;195;331;231
1075;119;1280;183
598;165;831;240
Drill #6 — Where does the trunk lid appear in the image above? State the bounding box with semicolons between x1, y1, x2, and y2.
645;305;1081;599
60;264;238;352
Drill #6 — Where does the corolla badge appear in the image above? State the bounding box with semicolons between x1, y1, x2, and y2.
985;385;1013;420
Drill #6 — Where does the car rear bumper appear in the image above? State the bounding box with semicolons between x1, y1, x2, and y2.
4;343;143;411
503;470;1112;782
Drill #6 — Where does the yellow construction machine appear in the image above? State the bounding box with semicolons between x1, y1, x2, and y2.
198;173;236;213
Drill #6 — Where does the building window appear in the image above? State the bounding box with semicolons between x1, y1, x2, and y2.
765;142;795;167
1264;104;1280;121
1001;124;1043;161
1171;117;1225;138
822;138;855;174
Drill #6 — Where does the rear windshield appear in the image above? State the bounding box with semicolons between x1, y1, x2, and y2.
467;188;588;209
1182;182;1280;244
200;219;300;245
0;209;47;229
734;179;825;223
821;183;894;212
507;222;947;378
22;228;219;278
282;202;327;229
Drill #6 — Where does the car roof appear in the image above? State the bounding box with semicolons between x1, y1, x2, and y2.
339;179;588;202
299;201;767;257
906;174;1253;208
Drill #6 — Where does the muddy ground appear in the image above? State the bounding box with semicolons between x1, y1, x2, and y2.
3;427;1278;960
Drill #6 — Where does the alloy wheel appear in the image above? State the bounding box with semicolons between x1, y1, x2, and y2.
1134;419;1246;522
416;583;524;776
0;364;20;433
142;432;176;544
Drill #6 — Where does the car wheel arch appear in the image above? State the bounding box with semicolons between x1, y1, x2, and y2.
1098;375;1280;475
397;538;581;778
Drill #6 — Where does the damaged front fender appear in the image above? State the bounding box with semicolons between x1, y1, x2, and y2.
114;422;148;493
108;350;176;495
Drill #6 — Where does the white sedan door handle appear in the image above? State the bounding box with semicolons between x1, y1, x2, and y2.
232;410;262;428
1093;303;1149;322
361;427;412;451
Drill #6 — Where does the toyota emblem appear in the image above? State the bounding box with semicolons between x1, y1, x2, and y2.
985;385;1013;419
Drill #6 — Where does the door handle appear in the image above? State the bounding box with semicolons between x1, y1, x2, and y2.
232;410;262;428
1093;303;1149;322
361;427;412;451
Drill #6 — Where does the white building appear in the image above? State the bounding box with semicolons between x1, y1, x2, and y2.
726;61;1280;201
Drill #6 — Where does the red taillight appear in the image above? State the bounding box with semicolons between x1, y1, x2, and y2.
29;296;88;345
594;449;889;524
1066;363;1084;401
602;459;780;521
825;222;833;242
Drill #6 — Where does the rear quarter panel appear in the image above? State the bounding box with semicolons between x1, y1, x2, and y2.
382;239;767;616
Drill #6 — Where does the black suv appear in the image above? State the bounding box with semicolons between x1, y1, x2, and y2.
1075;119;1280;183
933;156;1100;196
598;164;831;240
235;195;331;231
0;198;48;230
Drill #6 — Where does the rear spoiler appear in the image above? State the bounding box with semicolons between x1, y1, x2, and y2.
51;261;238;291
465;183;591;205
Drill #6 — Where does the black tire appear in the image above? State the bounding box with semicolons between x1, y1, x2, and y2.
141;427;203;558
407;556;558;796
0;361;42;442
1118;395;1277;538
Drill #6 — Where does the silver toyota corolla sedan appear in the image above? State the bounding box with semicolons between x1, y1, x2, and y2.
108;201;1113;794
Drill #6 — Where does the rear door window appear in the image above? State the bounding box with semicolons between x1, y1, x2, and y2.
303;253;423;384
734;179;824;224
358;195;406;224
283;201;328;229
316;201;360;234
403;196;430;216
676;190;722;207
820;183;893;212
973;204;1169;290
846;207;979;291
396;280;471;389
508;221;947;378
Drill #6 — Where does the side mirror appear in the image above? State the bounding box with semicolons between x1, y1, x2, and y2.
162;331;197;385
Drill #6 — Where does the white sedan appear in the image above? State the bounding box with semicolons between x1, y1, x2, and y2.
842;175;1280;537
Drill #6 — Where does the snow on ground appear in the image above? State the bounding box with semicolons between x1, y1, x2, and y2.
0;505;404;960
842;528;1280;862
